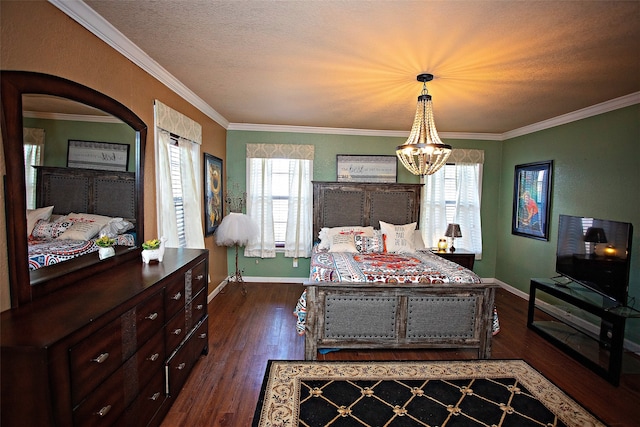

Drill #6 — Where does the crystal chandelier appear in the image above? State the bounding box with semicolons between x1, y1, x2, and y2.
396;73;452;176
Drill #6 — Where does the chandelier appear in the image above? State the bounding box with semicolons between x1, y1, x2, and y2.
396;73;452;176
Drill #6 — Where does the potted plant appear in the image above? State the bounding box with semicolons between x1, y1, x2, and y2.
95;235;116;260
141;237;167;263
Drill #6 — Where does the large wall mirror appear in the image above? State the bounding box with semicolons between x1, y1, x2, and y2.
1;71;146;307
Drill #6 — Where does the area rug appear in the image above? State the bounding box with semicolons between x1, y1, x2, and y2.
252;360;605;427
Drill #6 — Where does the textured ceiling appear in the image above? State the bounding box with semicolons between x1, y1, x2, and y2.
83;0;640;135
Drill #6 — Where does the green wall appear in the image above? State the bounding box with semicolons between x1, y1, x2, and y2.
225;131;502;279
24;117;136;172
496;105;640;343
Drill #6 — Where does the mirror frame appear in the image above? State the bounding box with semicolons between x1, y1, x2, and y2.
1;71;146;307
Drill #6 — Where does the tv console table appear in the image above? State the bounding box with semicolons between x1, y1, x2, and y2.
527;278;640;386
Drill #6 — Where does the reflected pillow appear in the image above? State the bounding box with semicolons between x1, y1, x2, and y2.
26;206;54;237
380;221;417;253
67;212;113;228
57;220;101;241
31;216;75;239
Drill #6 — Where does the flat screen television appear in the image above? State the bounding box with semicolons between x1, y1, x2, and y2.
556;214;633;305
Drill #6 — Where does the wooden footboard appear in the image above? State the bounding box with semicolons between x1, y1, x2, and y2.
304;282;497;361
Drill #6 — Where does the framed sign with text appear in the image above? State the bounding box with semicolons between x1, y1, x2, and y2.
336;155;397;183
67;140;130;171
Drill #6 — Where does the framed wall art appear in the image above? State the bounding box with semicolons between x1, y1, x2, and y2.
67;139;130;171
512;160;553;240
204;153;223;236
336;154;397;183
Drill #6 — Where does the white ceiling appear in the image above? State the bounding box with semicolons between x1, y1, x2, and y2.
72;1;639;137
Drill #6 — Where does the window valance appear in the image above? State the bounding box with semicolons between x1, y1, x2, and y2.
23;127;45;145
246;143;314;160
448;149;484;164
154;100;202;144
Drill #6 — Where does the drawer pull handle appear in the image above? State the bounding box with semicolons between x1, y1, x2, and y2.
196;304;204;310
146;312;158;321
91;353;109;364
150;392;161;401
176;362;186;370
172;292;182;301
96;405;112;417
148;353;160;362
173;328;182;335
196;274;204;280
199;333;207;339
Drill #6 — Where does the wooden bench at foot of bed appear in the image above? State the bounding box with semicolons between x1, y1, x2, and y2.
303;282;497;361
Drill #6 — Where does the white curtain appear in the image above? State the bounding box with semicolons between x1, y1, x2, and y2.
245;158;276;258
154;100;204;249
23;128;45;209
420;149;484;258
245;144;314;258
284;159;313;258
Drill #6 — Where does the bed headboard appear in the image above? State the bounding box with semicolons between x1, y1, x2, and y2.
312;181;422;239
35;166;137;225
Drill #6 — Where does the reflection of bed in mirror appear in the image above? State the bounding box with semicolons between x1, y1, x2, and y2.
27;166;138;271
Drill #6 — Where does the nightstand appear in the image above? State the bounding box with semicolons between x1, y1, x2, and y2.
431;249;475;270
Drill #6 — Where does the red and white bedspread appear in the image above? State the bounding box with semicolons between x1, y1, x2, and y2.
28;234;135;270
294;246;500;336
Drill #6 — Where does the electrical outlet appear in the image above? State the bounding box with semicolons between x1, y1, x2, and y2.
293;258;298;268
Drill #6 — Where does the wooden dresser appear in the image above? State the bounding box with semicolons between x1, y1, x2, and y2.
0;248;209;427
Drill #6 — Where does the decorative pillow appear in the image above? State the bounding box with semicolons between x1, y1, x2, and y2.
318;226;375;250
26;206;54;237
67;213;113;228
328;232;358;253
57;220;101;241
380;221;417;253
413;230;426;250
354;230;385;253
99;218;134;238
31;216;75;239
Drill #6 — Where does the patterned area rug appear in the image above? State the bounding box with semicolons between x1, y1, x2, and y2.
252;360;604;427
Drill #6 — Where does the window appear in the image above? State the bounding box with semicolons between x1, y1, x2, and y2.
245;144;314;258
168;141;187;248
420;150;484;257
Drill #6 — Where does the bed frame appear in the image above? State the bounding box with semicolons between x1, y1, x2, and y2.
304;181;497;360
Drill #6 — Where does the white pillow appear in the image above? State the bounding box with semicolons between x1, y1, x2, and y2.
413;230;426;250
57;221;101;241
380;221;417;253
67;213;113;228
26;206;54;237
318;226;375;250
328;232;358;253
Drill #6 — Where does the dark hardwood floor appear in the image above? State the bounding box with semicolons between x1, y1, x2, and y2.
161;282;640;426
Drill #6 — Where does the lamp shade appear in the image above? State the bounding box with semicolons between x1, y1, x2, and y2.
445;223;462;238
214;212;259;247
584;227;607;243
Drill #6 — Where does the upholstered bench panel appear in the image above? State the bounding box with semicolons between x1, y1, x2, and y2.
324;296;397;339
407;296;476;339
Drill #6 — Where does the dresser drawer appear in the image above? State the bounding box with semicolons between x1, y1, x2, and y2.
165;308;187;354
164;276;185;320
190;315;209;361
116;373;165;427
188;287;207;331
191;260;207;296
165;338;195;396
136;291;164;346
73;367;125;427
136;332;165;391
70;318;123;405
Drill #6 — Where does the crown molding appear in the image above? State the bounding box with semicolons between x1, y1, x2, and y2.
48;0;229;129
502;92;640;140
52;1;639;141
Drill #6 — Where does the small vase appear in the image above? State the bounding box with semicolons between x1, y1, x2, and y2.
98;246;115;260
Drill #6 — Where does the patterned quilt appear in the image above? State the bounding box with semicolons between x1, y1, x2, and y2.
294;247;501;336
28;234;135;270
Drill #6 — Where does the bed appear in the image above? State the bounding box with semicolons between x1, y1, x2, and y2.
297;181;498;360
27;166;137;270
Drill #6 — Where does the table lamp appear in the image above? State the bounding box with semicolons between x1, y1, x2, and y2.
445;223;462;253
